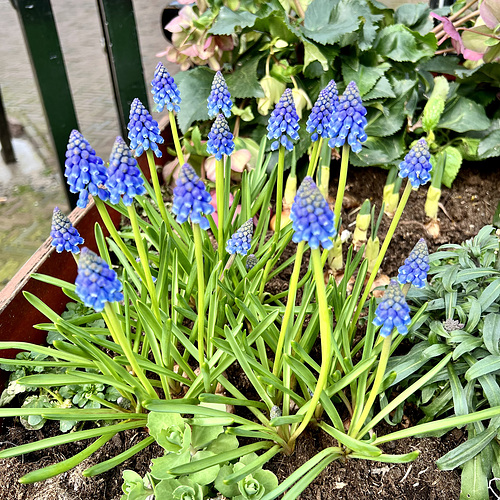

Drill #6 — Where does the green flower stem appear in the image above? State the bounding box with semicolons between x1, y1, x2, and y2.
146;149;169;224
349;334;392;438
216;158;225;262
289;248;332;446
307;139;322;177
350;180;413;337
334;144;350;231
273;241;305;381
192;222;210;392
274;145;286;242
168;110;184;166
94;198;144;280
103;304;157;399
127;205;160;320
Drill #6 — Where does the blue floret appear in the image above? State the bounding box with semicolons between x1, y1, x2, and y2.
172;164;214;230
290;176;336;250
75;247;123;312
50;207;84;254
206;114;235;161
398;139;432;188
306;80;338;142
266;88;300;152
105;136;146;206
397;238;430;288
328;81;367;154
151;62;181;113
207;71;232;119
373;280;411;337
127;98;164;158
226;219;253;256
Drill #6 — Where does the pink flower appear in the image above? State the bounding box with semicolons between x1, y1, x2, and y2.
209;190;241;227
204;149;252;183
431;12;483;61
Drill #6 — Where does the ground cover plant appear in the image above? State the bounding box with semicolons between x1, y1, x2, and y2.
0;29;499;500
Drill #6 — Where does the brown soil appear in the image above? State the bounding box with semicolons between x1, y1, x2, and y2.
0;162;498;499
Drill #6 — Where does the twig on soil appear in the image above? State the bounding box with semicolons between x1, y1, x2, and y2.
400;464;413;483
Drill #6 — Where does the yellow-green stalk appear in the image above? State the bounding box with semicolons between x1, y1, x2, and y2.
328;231;343;271
365;204;384;273
425;151;445;220
352;199;371;249
383;166;402;218
422;76;449;139
272;149;297;231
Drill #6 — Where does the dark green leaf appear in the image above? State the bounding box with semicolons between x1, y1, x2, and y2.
395;3;433;35
374;25;436;62
175;67;214;133
350;134;405;167
482;313;500;356
302;0;362;45
478;278;500;311
341;58;390;96
363;76;396;100
478;130;500;159
226;55;265;99
438;97;491;133
210;7;257;35
465;355;500;380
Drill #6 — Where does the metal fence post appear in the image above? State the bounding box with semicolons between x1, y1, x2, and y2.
96;0;149;140
14;0;79;209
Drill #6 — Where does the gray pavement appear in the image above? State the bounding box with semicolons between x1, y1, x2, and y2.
0;0;175;288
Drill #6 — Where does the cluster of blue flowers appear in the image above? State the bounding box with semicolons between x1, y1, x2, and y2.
397;239;430;288
207;71;232;119
246;254;258;270
290;177;336;250
226;219;253;256
327;81;367;153
172;164;214;230
50;207;84;254
64;130;109;209
373;280;411;337
151;62;181;113
75;247;123;312
267;88;301;152
399;139;432;188
306;80;338;142
206;114;235;161
105;137;146;206
127;98;164;158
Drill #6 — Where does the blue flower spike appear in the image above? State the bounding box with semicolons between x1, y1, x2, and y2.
64;130;109;209
398;238;430;289
127;98;164;158
290;176;336;250
50;207;84;254
246;254;258;270
206;113;235;161
373;280;411;338
226;219;253;256
306;80;338;142
267;88;300;152
151;61;181;113
172;164;214;230
105;137;146;206
207;71;232;119
75;247;123;312
399;139;432;188
328;81;367;153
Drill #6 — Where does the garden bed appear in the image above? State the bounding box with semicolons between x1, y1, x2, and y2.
0;161;498;499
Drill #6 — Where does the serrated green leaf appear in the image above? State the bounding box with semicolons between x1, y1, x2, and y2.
226;55;265;99
363;76;396;100
302;0;362;45
303;41;329;72
341;58;390;96
174;67;214;133
478;130;500;159
374;25;435;62
210;7;257;35
440;146;463;188
350;134;405;167
438;97;491;133
394;3;432;35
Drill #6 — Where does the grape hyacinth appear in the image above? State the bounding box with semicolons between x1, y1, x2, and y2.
266;88;300;152
246;254;258;270
399;138;432;188
373;280;411;337
151;61;181;113
328;81;367;153
75;247;123;312
207;71;232;119
397;238;430;288
306;80;338;142
105;137;146;206
64;130;109;209
50;207;84;254
127;98;164;158
290;176;336;250
206;114;235;161
226;219;253;256
172;164;214;230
